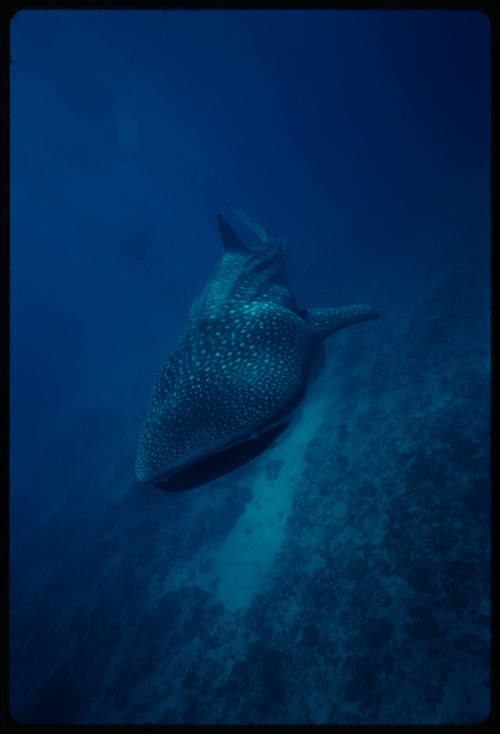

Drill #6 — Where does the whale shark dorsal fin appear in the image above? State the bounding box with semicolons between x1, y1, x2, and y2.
301;305;379;339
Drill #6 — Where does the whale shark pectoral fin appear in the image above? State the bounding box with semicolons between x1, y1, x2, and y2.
300;305;379;339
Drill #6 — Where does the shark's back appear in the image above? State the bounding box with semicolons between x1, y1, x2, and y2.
135;208;378;486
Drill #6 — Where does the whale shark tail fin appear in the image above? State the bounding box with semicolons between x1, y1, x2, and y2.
225;205;270;244
301;304;379;340
216;214;250;253
217;204;285;253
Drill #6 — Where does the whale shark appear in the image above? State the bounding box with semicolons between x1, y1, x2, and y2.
135;208;378;488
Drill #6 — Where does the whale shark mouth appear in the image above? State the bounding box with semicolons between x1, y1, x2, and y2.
151;340;324;491
152;422;289;491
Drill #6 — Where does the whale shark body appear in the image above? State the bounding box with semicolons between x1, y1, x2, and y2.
135;209;378;488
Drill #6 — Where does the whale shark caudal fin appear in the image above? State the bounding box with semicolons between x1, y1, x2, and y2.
300;304;379;340
228;206;270;243
219;202;270;244
216;214;249;252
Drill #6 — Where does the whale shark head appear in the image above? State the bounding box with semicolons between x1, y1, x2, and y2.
135;208;378;487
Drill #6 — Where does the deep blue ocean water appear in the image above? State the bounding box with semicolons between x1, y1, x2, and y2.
9;10;490;724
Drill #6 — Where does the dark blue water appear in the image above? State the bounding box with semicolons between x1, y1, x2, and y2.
9;10;490;724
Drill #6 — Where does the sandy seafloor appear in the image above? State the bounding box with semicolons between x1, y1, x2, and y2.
10;247;490;724
9;8;490;724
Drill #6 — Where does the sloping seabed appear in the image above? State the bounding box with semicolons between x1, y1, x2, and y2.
10;248;490;724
